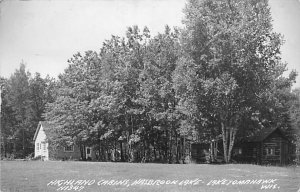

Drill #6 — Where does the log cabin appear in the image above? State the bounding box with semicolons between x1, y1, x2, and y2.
191;127;295;165
233;127;295;165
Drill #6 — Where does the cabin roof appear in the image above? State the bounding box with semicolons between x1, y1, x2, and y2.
245;127;287;142
33;121;53;141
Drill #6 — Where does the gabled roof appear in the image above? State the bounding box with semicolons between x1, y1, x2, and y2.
33;121;53;141
245;127;288;142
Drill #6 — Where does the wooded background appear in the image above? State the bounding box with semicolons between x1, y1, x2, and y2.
1;0;299;163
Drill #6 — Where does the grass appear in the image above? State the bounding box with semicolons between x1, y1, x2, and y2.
0;161;299;192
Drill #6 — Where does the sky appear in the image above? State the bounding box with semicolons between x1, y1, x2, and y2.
0;0;300;88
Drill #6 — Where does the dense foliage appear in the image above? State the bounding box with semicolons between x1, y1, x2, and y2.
1;0;299;162
1;63;56;158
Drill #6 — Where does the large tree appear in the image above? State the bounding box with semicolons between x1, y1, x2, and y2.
1;63;57;158
44;51;101;159
289;87;300;145
179;0;297;162
6;63;32;157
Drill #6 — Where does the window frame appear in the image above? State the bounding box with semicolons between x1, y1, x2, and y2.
42;142;46;151
266;147;275;156
86;147;91;155
64;145;74;152
238;148;242;155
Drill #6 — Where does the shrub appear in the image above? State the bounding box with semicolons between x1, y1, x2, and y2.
32;155;42;161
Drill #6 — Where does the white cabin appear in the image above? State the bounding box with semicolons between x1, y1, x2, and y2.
33;121;95;161
33;122;49;160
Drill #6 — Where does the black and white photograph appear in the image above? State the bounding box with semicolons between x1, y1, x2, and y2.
0;0;300;191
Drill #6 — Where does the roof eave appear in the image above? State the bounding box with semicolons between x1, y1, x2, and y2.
33;122;42;141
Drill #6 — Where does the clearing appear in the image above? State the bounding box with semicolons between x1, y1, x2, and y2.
0;161;299;192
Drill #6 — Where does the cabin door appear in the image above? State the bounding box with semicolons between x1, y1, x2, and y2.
86;147;92;159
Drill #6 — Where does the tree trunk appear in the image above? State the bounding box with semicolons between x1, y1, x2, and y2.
183;136;186;163
147;141;151;162
210;141;214;162
130;115;134;162
221;122;229;163
227;127;237;162
175;132;179;163
79;144;83;160
3;137;7;157
142;139;146;162
114;141;117;161
82;144;86;160
222;120;238;163
106;146;109;161
120;141;124;162
168;130;173;163
165;130;168;162
153;145;157;160
98;125;102;161
22;127;25;157
98;140;101;161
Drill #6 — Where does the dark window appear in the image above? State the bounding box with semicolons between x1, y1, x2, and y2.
87;148;91;155
64;145;74;152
